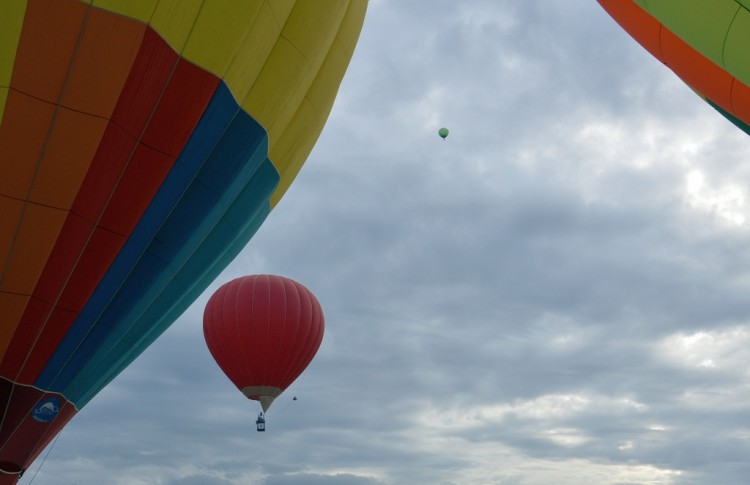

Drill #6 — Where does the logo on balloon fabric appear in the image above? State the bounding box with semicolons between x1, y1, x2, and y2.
31;397;61;423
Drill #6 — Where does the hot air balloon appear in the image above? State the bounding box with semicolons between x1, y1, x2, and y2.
0;0;366;481
598;0;750;135
438;127;449;139
203;275;324;422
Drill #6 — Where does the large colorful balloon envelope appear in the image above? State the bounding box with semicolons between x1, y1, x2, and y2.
598;0;750;135
0;0;366;481
203;275;325;413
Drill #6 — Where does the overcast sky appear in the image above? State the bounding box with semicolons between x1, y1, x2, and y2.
20;1;750;484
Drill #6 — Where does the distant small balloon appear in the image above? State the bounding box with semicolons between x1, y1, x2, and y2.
438;127;449;139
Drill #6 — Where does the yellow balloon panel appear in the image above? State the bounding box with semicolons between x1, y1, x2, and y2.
283;1;349;67
146;0;204;55
243;38;311;145
221;1;291;104
181;0;266;76
0;0;25;82
0;0;26;121
268;0;368;205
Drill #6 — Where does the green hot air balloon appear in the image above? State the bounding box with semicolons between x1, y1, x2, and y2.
598;0;750;136
438;127;449;139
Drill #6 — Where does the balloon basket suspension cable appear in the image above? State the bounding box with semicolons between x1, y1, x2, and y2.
25;399;70;483
0;390;66;483
271;395;296;417
270;372;308;419
25;429;63;485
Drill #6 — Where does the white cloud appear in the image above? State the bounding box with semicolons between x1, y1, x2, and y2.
655;326;750;373
685;169;748;227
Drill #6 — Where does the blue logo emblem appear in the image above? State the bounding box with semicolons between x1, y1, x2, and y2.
32;397;61;423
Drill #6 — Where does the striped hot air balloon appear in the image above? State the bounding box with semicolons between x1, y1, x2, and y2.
0;0;367;480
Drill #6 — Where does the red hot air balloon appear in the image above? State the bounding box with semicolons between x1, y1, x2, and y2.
203;275;324;414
